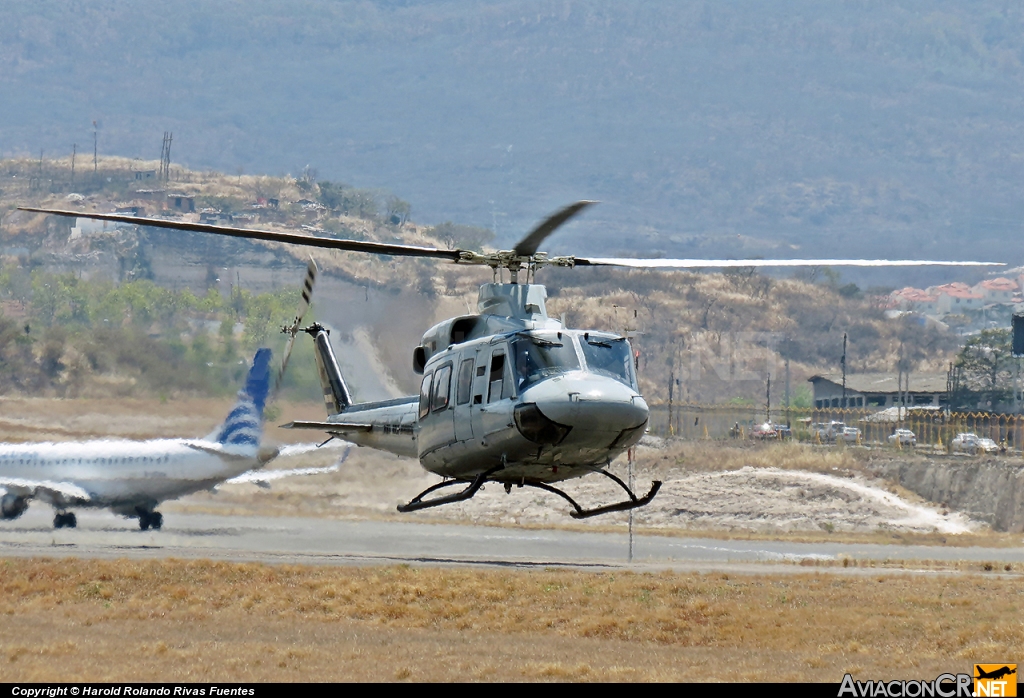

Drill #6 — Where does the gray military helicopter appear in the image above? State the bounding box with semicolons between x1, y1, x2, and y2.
21;202;1001;518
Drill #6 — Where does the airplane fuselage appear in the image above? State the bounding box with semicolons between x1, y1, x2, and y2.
0;439;260;516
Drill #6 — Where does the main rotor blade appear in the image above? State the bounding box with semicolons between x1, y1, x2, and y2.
18;208;464;261
512;200;598;256
574;257;1005;268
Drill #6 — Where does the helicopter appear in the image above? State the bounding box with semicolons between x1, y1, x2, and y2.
20;202;1003;518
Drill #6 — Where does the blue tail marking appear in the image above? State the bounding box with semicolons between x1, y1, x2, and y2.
215;348;273;447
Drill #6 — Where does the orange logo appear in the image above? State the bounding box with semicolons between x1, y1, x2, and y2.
974;665;1017;697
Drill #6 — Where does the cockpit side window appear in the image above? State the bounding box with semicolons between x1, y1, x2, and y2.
580;336;636;389
418;371;433;419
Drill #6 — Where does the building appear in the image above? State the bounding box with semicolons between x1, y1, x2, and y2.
973;277;1018;304
167;193;195;212
888;287;939;314
928;282;984;315
808;372;949;409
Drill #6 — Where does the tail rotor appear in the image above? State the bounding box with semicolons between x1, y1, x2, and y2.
272;257;318;400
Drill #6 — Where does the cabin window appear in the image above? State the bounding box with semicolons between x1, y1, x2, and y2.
418;372;433;419
456;359;475;405
488;352;506;403
432;364;453;411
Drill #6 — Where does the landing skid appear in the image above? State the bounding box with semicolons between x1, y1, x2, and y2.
523;469;662;519
396;466;661;519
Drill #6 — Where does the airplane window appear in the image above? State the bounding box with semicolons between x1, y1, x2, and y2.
580;336;635;389
512;335;581;391
419;372;433;419
432;364;453;411
488;352;506;403
456;359;475;405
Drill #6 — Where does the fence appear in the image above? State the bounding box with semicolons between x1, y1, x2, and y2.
648;403;1024;451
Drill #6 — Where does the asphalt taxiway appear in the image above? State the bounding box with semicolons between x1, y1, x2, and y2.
1;507;1023;572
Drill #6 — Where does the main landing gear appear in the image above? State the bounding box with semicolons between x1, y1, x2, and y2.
397;465;661;519
53;512;77;529
136;508;163;531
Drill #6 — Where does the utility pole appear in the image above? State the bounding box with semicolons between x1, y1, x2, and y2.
667;353;675;436
71;144;76;185
93;121;98;174
160;132;173;181
841;332;848;409
766;372;771;424
784;359;791;427
897;340;906;425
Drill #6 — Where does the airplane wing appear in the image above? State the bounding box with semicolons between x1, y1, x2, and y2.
222;444;351;488
225;463;341;488
183;441;261;461
0;477;92;505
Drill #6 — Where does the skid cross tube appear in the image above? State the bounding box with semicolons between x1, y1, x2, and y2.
397;465;504;513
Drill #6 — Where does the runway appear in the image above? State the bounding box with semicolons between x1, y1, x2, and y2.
2;507;1023;572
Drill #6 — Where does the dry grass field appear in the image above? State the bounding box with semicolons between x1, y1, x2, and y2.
1;558;1022;682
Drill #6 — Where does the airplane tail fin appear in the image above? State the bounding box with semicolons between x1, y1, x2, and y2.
305;323;352;415
212;348;273;447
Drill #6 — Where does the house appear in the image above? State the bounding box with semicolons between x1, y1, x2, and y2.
199;211;233;224
167;193;195;213
928;282;984;315
888;287;939;314
973;277;1018;304
808;372;949;409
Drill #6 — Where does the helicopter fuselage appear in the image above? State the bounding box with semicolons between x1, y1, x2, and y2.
295;326;649;485
415;328;648;483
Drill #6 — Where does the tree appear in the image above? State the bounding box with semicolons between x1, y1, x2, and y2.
427;222;494;251
950;328;1014;409
386;195;411;225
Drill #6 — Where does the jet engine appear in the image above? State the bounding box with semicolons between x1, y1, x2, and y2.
1;493;28;520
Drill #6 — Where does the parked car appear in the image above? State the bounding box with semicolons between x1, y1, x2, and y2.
976;437;1001;454
888;429;917;446
839;426;861;443
750;422;778;440
951;433;982;454
810;421;847;443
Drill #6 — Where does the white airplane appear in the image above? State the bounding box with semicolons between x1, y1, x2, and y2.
0;348;333;530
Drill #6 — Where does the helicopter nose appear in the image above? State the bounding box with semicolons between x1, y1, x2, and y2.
517;373;648;446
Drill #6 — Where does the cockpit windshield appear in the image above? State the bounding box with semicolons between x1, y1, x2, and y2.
580;335;635;388
511;333;581;391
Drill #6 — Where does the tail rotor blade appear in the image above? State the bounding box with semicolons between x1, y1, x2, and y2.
272;258;318;399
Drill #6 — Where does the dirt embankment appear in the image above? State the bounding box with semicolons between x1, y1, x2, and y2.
871;456;1024;532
